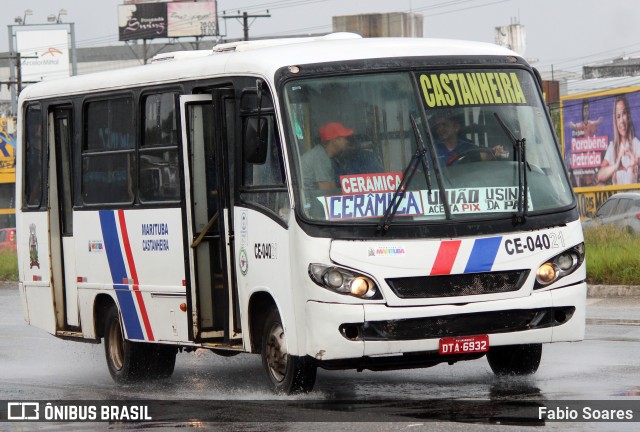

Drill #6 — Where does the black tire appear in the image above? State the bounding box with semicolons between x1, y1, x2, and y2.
147;344;178;379
486;343;542;376
103;304;177;382
261;307;317;394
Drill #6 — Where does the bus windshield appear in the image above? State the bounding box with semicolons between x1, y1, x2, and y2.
283;69;574;223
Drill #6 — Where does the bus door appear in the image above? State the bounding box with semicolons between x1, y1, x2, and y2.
48;107;79;329
180;92;239;343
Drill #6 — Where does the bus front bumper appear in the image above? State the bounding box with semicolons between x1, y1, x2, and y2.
304;282;586;361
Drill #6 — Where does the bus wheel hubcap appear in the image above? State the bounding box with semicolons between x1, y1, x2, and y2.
108;321;124;370
266;322;287;382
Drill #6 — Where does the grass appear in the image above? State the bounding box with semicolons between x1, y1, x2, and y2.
583;225;640;286
0;227;638;285
0;251;18;281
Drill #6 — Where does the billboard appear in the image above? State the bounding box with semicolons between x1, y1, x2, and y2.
15;29;70;82
168;1;217;37
124;0;192;3
0;118;15;173
118;1;218;41
118;2;168;40
561;86;640;192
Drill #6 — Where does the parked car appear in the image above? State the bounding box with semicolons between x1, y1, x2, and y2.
0;227;16;252
582;192;640;234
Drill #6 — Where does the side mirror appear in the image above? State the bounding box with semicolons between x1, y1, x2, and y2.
244;117;268;164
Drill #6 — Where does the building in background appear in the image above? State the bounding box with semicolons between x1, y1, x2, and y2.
583;57;640;80
494;19;526;56
332;13;423;38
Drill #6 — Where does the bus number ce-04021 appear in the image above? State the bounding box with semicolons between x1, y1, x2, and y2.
504;232;565;255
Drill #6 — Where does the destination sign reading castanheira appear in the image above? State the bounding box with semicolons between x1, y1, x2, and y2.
419;72;527;107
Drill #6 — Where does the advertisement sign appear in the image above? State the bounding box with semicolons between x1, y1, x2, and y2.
0;118;16;224
118;2;168;40
576;190;615;218
119;1;218;41
125;0;191;3
317;172;532;221
168;1;217;37
561;87;640;191
15;29;70;82
0;118;16;177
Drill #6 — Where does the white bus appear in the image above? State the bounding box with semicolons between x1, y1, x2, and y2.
16;34;586;394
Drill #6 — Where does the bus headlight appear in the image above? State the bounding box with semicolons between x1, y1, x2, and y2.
536;263;557;284
326;269;344;289
350;277;372;297
309;264;380;299
534;243;585;289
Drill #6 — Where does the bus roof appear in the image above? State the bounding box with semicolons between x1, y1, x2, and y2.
19;35;521;101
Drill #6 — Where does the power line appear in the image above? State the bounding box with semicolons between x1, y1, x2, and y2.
222;11;272;41
222;0;329;13
226;0;332;13
250;0;509;39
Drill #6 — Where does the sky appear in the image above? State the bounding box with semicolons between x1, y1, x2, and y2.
1;0;639;76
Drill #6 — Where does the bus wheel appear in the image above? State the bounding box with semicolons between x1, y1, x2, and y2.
486;343;542;375
103;305;156;382
261;307;316;394
147;345;178;379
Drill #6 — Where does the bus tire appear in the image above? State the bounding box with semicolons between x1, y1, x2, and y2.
147;345;178;379
261;307;316;394
486;343;542;375
103;304;154;382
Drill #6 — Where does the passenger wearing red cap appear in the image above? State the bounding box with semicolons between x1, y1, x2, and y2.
301;121;353;191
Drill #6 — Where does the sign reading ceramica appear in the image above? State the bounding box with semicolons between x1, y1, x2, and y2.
318;186;533;220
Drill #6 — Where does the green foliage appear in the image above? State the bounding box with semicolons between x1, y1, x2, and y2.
584;225;640;285
0;251;18;281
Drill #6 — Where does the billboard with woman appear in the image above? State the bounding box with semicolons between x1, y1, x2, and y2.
561;87;640;191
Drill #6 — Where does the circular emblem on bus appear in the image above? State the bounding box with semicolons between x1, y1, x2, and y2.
239;248;248;276
241;212;247;230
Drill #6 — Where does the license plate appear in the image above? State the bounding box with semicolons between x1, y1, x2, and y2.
439;334;489;355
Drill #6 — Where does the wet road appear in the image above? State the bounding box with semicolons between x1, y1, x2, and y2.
1;282;639;430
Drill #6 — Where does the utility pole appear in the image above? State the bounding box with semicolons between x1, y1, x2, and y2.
0;53;37;94
222;11;271;41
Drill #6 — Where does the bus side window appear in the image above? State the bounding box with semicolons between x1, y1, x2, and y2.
139;92;181;203
243;116;285;186
23;106;44;209
82;97;135;205
239;87;290;223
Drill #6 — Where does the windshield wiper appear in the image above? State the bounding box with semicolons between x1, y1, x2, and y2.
493;112;530;225
376;114;442;234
